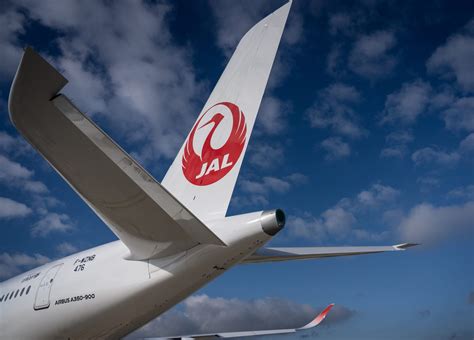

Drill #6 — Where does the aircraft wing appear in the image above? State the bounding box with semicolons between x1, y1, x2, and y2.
145;304;334;339
8;48;225;260
242;243;418;264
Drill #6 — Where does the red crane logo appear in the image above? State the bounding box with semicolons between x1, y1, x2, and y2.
182;102;247;186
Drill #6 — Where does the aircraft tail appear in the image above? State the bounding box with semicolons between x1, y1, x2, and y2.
162;1;292;221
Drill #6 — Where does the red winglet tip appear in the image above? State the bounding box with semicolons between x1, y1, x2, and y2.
319;303;335;319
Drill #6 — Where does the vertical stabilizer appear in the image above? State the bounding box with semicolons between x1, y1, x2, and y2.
162;1;291;221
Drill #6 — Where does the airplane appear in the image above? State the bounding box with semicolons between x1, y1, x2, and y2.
0;1;416;339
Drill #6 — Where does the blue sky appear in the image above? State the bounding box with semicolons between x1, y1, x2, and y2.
0;0;473;338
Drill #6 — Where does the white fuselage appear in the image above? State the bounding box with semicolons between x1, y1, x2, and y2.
0;212;272;339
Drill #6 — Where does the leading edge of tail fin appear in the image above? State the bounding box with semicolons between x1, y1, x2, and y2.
162;2;292;221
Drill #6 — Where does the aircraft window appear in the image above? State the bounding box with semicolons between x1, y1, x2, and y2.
26;286;31;295
14;289;19;298
0;294;4;302
20;287;25;296
9;291;14;300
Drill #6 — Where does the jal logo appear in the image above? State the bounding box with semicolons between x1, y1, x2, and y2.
182;102;247;186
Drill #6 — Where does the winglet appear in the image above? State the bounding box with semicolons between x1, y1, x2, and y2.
393;243;419;250
298;303;335;330
144;303;335;339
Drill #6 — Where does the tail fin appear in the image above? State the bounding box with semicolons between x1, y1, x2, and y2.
162;1;291;221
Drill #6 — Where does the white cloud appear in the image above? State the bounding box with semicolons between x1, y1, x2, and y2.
56;242;78;256
382;209;405;227
231;194;269;208
248;143;285;170
352;228;390;242
411;147;460;167
0;252;50;280
261;176;292;194
381;130;414;158
290;213;328;240
447;185;474;200
0;149;74;237
0;197;32;219
289;183;399;242
441;97;474;132
411;131;474;167
380;79;474;135
0;9;25;79
32;196;63;211
380;147;404;158
240;177;291;196
325;82;361;102
129;294;355;338
256;96;289;135
417;176;441;192
378;77;471;141
327;44;344;75
460;133;474;153
381;80;431;125
385;130;414;145
321;137;351;160
307;83;366;138
289;208;356;241
349;30;397;78
281;4;303;47
233;173;306;208
32;212;75;237
328;12;353;36
22;181;48;194
0;131;33;155
285;173;308;185
322;207;356;236
357;184;400;207
57;51;107;115
0;155;48;194
209;1;269;56
209;1;303;57
0;132;16;150
0;154;32;179
427;18;474;93
8;1;206;162
430;88;455;111
398;201;474;243
0;150;75;236
240;174;307;197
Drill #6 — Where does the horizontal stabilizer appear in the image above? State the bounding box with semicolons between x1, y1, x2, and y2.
145;303;334;339
8;47;225;260
242;243;418;264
